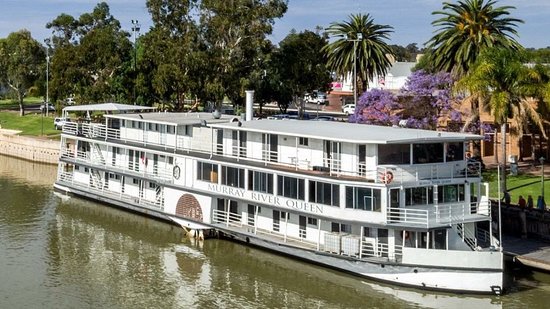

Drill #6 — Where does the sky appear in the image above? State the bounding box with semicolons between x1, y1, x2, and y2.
1;0;549;49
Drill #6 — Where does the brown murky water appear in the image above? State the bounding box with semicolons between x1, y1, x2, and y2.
0;155;549;308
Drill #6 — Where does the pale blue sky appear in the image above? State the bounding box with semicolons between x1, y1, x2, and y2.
1;0;548;48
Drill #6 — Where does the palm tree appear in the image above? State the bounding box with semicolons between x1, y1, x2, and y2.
323;13;394;95
458;47;550;191
427;0;523;78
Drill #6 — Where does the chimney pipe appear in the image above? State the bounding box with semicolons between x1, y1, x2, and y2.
245;90;254;121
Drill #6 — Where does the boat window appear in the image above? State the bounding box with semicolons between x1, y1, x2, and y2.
378;144;410;165
299;137;309;146
307;217;318;226
331;223;351;233
437;184;465;203
405;186;434;206
277;175;305;200
309;180;340;207
167;125;175;134
413;143;444;164
345;186;381;212
221;166;245;188
197;161;218;183
248;170;274;194
446;142;464;162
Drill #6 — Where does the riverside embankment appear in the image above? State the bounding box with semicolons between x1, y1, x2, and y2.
0;129;59;164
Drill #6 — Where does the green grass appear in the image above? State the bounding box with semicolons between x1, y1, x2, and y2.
482;169;548;202
0;111;60;137
0;96;45;108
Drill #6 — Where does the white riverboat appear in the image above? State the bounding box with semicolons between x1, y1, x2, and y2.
54;100;503;294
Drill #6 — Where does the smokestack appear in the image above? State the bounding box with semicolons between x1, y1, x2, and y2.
245;90;254;121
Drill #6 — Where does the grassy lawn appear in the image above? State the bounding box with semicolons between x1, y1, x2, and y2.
0;96;45;109
482;168;548;202
0;111;60;137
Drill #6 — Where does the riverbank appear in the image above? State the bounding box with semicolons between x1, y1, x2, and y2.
0;129;59;164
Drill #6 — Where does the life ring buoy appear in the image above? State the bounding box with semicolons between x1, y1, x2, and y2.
381;171;393;184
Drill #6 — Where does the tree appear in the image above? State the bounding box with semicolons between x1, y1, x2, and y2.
323;13;394;95
426;0;523;77
351;70;460;130
350;88;400;126
458;47;550;191
269;30;332;116
142;0;201;109
199;0;287;109
47;2;132;104
0;30;44;116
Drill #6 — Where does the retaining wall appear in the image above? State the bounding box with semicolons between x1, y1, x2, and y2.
0;131;59;165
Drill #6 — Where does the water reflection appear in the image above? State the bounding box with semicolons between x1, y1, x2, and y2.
0;154;57;187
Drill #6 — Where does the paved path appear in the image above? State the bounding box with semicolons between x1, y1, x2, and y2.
503;235;550;271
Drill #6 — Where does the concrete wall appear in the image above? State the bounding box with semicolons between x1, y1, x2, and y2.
494;202;550;241
0;131;59;165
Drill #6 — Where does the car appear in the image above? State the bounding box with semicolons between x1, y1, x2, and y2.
342;104;355;115
312;115;335;121
54;117;70;130
65;97;75;105
40;102;56;113
304;91;329;105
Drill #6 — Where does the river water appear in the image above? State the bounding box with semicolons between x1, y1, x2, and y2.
1;154;549;308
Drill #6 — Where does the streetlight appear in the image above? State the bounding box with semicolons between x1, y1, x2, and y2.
348;32;363;106
43;37;52;135
131;19;141;105
540;156;545;202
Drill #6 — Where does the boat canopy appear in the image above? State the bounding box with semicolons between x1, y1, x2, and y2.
61;103;156;118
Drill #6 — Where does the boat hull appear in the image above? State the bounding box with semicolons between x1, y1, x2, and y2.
220;228;504;295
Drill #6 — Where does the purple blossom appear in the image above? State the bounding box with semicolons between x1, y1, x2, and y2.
350;89;400;126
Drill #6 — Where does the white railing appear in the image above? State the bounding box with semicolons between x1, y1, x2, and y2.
388;201;490;227
371;163;481;185
360;240;402;261
476;227;492;246
212;209;242;227
387;207;430;227
456;224;478;250
57;170;73;182
262;149;278;163
62;122;120;140
323;157;342;175
62;149;174;183
56;174;164;211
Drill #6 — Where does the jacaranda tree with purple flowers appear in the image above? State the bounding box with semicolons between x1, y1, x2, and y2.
399;70;459;129
350;88;400;125
351;70;464;130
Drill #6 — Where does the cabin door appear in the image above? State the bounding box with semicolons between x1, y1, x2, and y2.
216;129;223;155
247;204;256;226
299;216;307;238
389;188;400;223
160;124;167;145
358;145;366;175
324;141;341;171
263;134;278;162
273;210;280;232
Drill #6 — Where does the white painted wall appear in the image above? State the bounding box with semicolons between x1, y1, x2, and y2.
402;247;503;269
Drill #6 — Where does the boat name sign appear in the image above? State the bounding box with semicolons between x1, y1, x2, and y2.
207;183;323;214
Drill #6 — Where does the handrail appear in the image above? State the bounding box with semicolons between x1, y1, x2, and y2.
387;207;430;227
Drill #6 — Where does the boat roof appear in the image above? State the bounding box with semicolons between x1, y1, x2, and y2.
105;112;236;126
62;102;156;114
210;119;482;144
